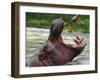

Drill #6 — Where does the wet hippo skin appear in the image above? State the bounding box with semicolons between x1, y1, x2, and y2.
27;18;86;67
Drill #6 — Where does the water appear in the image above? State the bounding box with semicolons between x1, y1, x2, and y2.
26;27;89;65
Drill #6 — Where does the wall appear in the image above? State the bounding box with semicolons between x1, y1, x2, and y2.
0;0;100;80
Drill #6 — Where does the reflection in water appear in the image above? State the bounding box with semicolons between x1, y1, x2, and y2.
26;27;89;65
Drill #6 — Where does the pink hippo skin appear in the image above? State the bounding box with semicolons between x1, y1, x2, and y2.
27;17;86;67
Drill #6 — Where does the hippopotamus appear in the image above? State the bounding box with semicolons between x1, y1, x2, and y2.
27;17;86;67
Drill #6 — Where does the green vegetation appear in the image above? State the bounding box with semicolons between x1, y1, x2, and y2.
26;12;89;33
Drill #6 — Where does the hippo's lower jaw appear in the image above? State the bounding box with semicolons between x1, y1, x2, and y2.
26;42;86;67
72;43;86;57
